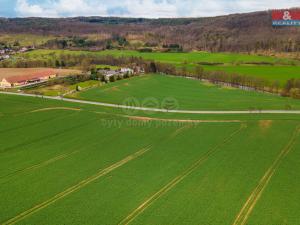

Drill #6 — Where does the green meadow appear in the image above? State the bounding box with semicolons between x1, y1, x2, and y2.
24;49;296;64
202;65;300;86
21;49;300;84
1;92;300;225
72;74;300;110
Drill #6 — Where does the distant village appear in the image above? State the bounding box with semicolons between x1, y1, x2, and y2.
0;46;35;61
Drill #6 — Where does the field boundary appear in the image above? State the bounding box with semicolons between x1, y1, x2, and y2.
232;125;300;225
2;146;152;225
30;107;81;112
118;123;246;225
125;116;242;123
1;91;300;115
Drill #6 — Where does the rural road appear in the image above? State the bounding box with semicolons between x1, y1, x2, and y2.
1;91;300;115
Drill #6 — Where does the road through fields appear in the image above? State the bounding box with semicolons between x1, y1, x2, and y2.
1;91;300;115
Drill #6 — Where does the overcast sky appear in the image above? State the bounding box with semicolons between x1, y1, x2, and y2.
0;0;299;18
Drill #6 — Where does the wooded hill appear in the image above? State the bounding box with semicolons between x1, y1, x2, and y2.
1;10;300;52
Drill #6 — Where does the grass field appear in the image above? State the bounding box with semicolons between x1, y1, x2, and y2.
19;49;300;84
24;49;298;65
72;74;300;110
202;65;300;86
24;80;101;96
1;93;300;225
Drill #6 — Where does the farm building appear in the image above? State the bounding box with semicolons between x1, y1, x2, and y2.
0;70;57;88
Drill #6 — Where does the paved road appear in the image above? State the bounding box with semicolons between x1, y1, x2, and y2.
1;91;300;115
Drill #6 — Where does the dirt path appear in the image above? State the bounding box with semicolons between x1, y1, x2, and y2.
126;116;242;123
2;146;151;225
118;124;246;225
30;107;81;113
232;125;300;225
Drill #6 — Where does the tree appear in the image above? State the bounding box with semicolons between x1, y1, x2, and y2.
109;75;116;82
194;65;204;80
81;58;91;72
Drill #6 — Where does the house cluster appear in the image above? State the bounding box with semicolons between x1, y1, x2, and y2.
97;66;145;80
0;70;57;88
0;46;35;61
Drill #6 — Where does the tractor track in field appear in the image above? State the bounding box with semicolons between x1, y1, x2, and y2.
1;121;192;225
2;146;152;225
119;123;247;225
2;91;300;115
0;111;80;135
232;125;300;225
0;150;80;184
0;116;100;155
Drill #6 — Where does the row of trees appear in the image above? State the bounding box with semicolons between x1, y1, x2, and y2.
0;53;147;71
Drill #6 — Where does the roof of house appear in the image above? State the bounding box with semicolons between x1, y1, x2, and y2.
4;69;56;83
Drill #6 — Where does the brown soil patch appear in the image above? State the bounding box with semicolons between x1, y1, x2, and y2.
259;120;273;131
0;68;81;79
111;86;120;91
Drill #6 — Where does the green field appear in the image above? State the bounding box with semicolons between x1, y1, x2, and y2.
24;49;297;65
1;92;300;225
72;74;300;110
20;49;300;84
24;80;101;96
202;65;300;86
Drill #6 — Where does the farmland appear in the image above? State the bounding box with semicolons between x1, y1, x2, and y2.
72;74;300;110
23;49;298;65
0;92;300;225
2;6;300;225
0;68;82;80
17;49;300;85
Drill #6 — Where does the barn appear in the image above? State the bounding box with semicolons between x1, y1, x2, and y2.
0;70;57;88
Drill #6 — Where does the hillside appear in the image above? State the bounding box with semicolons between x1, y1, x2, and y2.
1;10;300;52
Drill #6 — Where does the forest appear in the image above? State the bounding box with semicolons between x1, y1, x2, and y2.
1;10;300;52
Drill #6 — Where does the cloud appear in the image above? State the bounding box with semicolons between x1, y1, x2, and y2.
14;0;300;18
15;0;58;17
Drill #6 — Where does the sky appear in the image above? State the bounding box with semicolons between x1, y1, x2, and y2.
0;0;299;18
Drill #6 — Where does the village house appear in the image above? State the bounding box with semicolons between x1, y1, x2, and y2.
97;67;135;80
0;70;57;88
120;68;134;75
133;66;145;74
97;67;142;78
